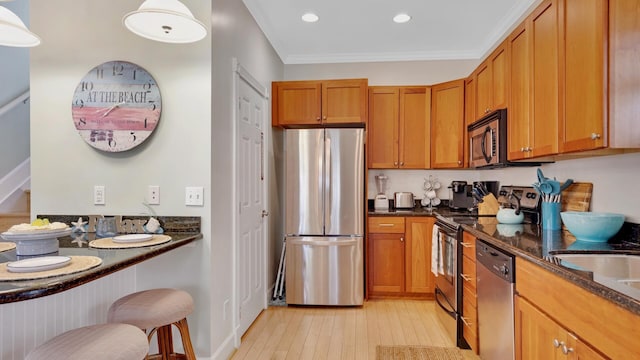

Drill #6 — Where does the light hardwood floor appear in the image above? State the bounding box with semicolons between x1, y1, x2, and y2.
230;299;479;360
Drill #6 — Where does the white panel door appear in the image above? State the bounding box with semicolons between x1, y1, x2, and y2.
236;73;267;337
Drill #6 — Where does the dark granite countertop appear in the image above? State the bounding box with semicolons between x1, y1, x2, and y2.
460;218;640;316
0;216;202;304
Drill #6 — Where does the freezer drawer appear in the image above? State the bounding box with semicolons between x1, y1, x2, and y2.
285;236;363;306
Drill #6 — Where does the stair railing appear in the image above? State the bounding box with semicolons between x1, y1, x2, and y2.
0;90;30;119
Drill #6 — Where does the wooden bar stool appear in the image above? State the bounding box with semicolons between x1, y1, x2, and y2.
26;323;148;360
108;288;196;360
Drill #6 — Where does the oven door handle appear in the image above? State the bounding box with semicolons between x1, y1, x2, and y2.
437;227;458;240
435;287;456;317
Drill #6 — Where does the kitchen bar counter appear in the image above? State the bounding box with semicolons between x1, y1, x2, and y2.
0;216;202;304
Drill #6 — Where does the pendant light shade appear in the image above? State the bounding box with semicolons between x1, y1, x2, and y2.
123;0;206;44
0;6;40;47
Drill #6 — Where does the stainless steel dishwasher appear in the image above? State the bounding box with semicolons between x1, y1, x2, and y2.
476;240;515;360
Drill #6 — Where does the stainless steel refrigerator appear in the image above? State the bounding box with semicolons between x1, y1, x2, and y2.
284;128;364;306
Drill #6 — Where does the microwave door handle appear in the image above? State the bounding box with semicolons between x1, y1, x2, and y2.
481;126;492;163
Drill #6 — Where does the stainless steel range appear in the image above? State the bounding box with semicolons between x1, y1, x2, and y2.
433;214;476;348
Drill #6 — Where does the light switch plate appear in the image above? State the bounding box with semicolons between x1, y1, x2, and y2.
185;187;204;206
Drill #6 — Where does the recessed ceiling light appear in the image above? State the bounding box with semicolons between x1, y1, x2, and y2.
393;13;411;24
301;12;319;23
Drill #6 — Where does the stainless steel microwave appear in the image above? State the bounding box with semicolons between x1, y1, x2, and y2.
468;109;542;168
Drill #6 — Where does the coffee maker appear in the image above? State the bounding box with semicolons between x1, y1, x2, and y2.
449;181;475;210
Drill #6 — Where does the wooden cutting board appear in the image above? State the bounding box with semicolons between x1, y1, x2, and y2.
561;182;593;212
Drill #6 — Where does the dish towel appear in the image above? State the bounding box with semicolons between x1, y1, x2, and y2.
431;224;440;277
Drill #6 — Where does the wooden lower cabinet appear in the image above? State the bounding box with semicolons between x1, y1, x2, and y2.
460;231;479;354
367;216;435;297
516;257;639;359
515;295;606;360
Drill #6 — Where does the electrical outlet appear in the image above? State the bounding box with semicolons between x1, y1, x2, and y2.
94;185;105;205
147;185;160;205
185;186;204;206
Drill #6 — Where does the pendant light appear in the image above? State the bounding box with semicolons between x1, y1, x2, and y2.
0;5;40;47
122;0;206;44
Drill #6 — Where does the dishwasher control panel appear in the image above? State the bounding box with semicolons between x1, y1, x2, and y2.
476;240;515;283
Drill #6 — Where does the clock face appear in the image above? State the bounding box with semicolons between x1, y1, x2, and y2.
71;61;161;152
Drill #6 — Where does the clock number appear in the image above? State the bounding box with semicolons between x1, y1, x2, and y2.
112;63;125;76
143;82;153;90
144;118;148;128
80;82;93;92
74;99;84;108
149;102;156;111
130;131;137;142
77;117;86;126
133;69;137;80
96;67;104;79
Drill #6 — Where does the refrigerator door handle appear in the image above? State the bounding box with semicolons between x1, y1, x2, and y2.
287;238;359;247
324;133;331;233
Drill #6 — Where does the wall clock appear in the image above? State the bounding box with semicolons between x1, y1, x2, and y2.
71;60;161;152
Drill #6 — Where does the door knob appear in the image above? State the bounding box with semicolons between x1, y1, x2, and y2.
261;210;269;217
591;133;601;140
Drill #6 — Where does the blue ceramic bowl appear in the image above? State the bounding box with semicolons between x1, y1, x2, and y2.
560;211;625;242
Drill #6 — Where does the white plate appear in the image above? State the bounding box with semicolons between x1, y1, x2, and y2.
1;228;72;241
112;234;153;243
7;256;71;273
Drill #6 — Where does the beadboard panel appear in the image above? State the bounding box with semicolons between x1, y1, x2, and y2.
0;267;136;360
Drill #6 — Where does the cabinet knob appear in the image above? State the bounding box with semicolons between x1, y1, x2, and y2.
400;237;404;242
460;317;472;327
485;108;491;114
316;116;321;121
591;133;601;140
458;160;462;165
460;274;471;282
400;161;404;166
561;344;574;355
394;161;398;166
553;339;562;348
460;242;472;248
520;147;525;152
323;116;327;120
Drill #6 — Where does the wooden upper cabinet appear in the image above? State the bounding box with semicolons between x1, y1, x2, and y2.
474;40;509;121
272;79;367;127
507;0;560;160
368;86;430;169
508;23;532;161
560;0;607;153
609;0;640;149
530;0;560;158
431;79;465;168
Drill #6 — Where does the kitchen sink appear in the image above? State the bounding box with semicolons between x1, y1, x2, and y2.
553;254;640;279
552;254;640;300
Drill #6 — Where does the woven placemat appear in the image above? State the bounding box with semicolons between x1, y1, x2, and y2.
0;256;102;281
0;242;16;253
89;234;171;249
376;345;465;360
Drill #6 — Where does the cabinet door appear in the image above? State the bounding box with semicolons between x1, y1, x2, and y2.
368;87;399;168
508;23;532;160
515;295;565;360
475;61;492;117
560;0;607;153
322;79;368;124
399;87;431;169
368;233;405;293
404;217;435;294
273;81;322;126
431;79;465;168
530;0;559;157
491;42;509;110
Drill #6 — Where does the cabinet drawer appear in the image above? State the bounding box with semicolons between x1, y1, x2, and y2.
462;297;478;352
368;217;405;233
461;254;476;290
461;232;476;258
